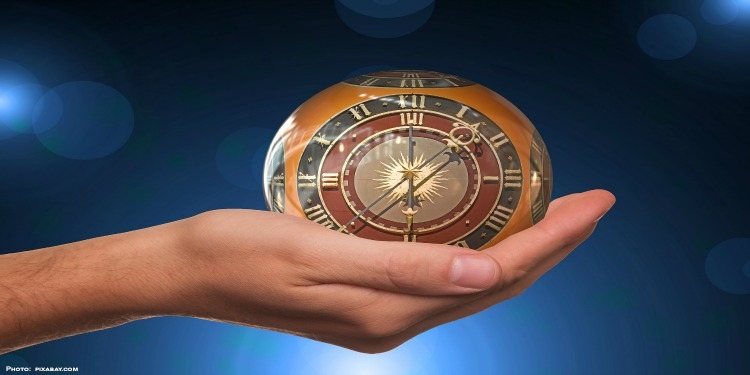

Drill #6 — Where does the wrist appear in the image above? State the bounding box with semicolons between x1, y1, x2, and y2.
0;220;191;352
105;220;195;318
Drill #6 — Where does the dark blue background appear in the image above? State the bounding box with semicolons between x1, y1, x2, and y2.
1;0;749;374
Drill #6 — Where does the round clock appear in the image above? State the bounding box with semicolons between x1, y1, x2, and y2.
263;70;552;250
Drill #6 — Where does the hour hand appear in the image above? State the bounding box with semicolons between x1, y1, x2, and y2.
406;119;417;211
401;206;418;242
401;206;418;225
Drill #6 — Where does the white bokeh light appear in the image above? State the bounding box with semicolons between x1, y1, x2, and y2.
287;328;440;375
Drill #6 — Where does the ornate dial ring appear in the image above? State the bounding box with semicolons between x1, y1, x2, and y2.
338;126;481;238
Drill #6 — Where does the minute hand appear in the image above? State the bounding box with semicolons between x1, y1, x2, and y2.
338;136;464;232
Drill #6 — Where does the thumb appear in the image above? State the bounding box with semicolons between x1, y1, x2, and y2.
304;234;502;296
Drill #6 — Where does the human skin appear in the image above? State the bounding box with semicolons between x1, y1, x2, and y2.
0;189;614;354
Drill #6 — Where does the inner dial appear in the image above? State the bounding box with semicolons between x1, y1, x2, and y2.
343;127;480;237
297;94;522;247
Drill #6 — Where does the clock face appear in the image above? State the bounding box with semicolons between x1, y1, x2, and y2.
296;94;523;248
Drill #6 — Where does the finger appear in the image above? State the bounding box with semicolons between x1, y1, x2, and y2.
299;189;612;296
427;214;604;330
312;191;615;352
405;191;615;337
484;189;615;289
299;229;502;296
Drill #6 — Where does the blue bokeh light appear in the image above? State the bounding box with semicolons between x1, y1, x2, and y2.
705;238;750;294
336;0;433;18
701;0;740;25
31;89;64;134
335;0;435;38
0;59;39;139
32;81;134;160
0;84;49;134
216;127;276;190
0;59;38;92
637;14;697;60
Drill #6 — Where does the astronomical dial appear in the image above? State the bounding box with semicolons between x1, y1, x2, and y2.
296;94;523;248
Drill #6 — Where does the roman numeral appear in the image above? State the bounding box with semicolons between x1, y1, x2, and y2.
489;132;509;148
349;104;372;121
403;234;417;242
400;79;425;88
483;176;499;183
532;198;545;223
298;173;316;188
400;112;424;125
321;172;339;189
503;169;522;188
304;204;334;229
531;138;543;155
456;105;470;118
485;204;514;232
398;94;426;109
312;133;331;147
360;77;379;86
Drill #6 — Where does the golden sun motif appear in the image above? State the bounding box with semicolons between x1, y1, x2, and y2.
375;153;448;204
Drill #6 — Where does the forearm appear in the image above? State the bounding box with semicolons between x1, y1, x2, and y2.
0;223;187;354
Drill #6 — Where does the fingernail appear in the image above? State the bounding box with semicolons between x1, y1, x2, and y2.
450;255;497;289
594;198;616;223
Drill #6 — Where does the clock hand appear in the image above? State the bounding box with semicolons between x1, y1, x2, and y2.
339;135;466;233
406;119;416;211
403;119;418;240
413;151;462;192
351;150;464;235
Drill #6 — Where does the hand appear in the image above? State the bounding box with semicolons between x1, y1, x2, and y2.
169;189;615;353
0;189;615;354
